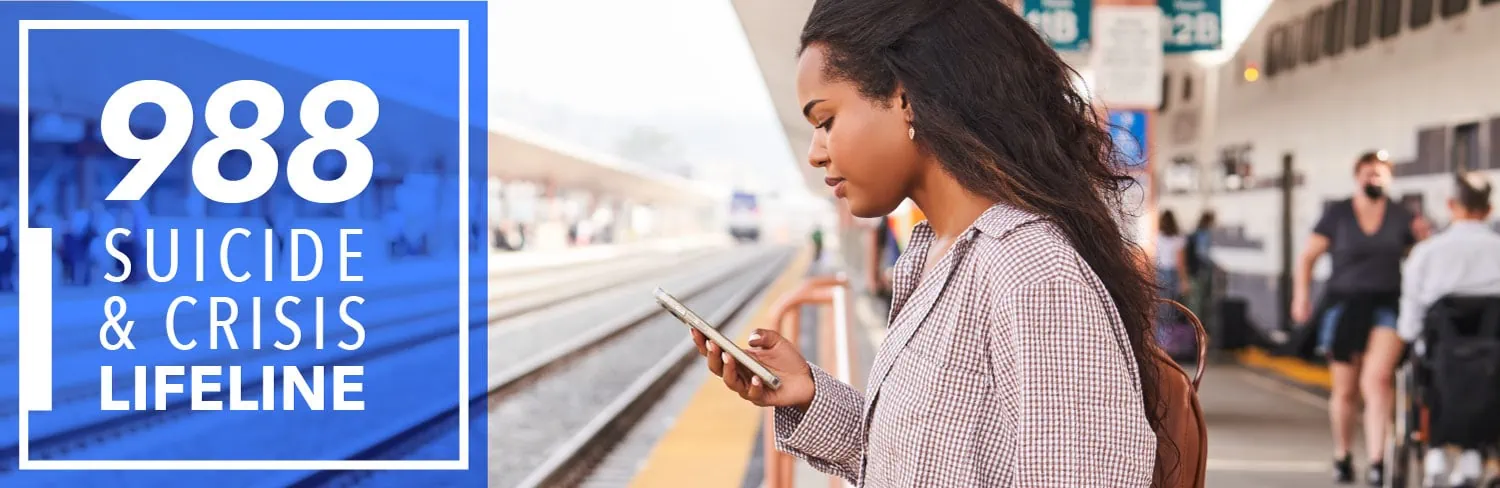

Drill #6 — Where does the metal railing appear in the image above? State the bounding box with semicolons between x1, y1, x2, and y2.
762;274;857;488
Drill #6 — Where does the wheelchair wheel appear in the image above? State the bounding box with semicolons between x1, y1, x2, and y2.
1388;363;1425;488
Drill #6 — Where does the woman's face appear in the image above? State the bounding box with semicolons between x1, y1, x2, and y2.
795;44;924;218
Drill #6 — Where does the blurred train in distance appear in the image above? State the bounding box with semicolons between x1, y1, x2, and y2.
728;190;762;242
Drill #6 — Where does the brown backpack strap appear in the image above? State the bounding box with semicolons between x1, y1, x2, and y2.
1159;299;1208;391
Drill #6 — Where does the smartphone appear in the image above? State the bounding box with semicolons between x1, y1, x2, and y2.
654;287;782;390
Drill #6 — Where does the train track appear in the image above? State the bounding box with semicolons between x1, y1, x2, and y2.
0;246;733;481
269;246;791;488
511;250;789;488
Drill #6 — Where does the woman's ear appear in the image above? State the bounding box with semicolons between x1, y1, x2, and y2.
898;90;913;123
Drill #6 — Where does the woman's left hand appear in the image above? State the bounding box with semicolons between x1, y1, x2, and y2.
691;328;815;410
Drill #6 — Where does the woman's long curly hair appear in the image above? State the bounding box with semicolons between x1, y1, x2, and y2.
799;0;1172;482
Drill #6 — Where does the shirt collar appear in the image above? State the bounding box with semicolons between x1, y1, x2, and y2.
1447;220;1491;232
972;202;1046;238
907;203;1042;244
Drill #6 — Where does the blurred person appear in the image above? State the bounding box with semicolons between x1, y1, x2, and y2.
810;226;824;263
692;1;1200;486
1292;151;1425;485
1154;210;1192;356
1391;172;1500;488
864;217;897;299
30;203;50;230
1183;211;1216;329
88;203;116;283
60;209;95;286
32;204;59;275
1156;210;1189;301
383;208;403;257
866;204;924;302
1185;211;1215;286
0;206;14;292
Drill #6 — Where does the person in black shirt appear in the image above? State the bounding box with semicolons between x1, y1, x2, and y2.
1292;151;1428;485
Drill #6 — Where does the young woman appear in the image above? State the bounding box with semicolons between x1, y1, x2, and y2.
690;1;1169;485
1292;152;1426;485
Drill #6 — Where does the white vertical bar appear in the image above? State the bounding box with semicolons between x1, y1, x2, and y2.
17;24;51;415
831;286;851;384
830;285;854;488
17;24;33;467
19;229;53;413
456;20;471;470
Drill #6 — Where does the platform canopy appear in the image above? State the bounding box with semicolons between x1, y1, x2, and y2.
728;0;821;195
488;118;724;207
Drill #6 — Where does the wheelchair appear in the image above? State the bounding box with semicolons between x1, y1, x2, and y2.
1388;356;1432;488
1386;295;1500;488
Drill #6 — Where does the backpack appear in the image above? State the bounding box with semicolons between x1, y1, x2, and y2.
1425;296;1500;446
1150;299;1208;488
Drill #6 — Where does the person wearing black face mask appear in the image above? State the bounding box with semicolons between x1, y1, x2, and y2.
1292;151;1430;485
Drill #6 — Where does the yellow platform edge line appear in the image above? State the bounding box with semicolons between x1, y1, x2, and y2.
628;246;813;488
1234;347;1333;391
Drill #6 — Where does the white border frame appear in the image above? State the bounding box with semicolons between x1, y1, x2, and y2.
16;19;472;471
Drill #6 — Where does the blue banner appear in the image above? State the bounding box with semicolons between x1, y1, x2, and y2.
1022;0;1092;52
1161;0;1222;53
1109;109;1149;169
0;1;488;486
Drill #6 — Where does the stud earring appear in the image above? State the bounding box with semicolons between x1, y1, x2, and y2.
908;127;915;140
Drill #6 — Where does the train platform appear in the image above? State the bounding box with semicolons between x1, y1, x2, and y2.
10;229;1469;488
604;233;1388;488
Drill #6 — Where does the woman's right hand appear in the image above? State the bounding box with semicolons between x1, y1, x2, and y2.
1291;290;1312;325
692;328;815;410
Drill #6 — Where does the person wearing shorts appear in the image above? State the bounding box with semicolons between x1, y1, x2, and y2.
1316;304;1398;357
1292;151;1427;485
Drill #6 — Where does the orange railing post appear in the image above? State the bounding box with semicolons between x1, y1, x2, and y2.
763;274;857;488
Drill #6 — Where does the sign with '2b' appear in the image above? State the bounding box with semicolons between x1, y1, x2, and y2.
1160;0;1221;53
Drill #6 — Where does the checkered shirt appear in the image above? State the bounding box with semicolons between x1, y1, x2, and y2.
774;203;1157;487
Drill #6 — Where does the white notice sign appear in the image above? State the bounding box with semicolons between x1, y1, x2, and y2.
1092;5;1163;110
